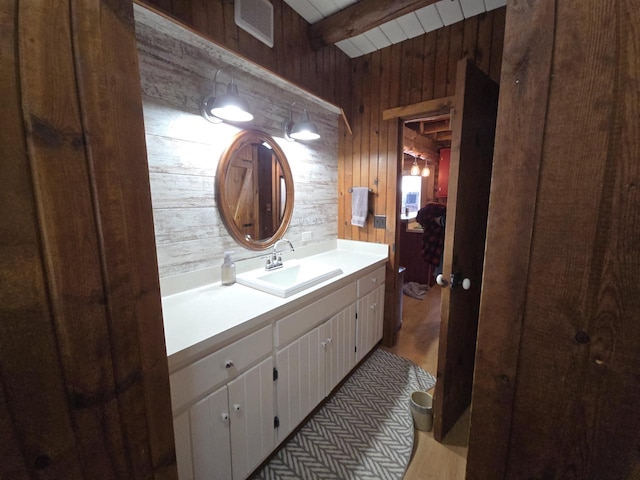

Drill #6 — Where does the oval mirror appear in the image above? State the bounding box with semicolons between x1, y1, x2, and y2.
216;130;294;250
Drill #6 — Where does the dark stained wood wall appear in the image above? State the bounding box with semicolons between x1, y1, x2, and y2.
467;1;640;478
140;0;352;114
338;9;506;345
0;1;175;478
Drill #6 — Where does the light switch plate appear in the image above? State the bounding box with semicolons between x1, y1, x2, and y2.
374;215;386;229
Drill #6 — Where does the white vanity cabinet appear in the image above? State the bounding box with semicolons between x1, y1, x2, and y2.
274;284;357;441
170;325;275;480
164;245;389;480
356;267;386;362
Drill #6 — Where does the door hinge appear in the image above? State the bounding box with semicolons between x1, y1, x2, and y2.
274;416;280;429
354;345;357;353
273;367;278;381
355;312;358;319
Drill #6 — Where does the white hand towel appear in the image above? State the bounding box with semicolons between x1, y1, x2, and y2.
351;187;369;227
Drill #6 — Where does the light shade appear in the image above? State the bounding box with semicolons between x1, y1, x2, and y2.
410;158;420;176
201;72;253;123
421;165;430;177
284;107;320;141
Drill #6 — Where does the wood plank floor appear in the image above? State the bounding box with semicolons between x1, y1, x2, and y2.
382;287;469;480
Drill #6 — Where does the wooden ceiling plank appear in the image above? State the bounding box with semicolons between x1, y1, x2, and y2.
309;0;439;49
382;95;455;121
420;119;451;134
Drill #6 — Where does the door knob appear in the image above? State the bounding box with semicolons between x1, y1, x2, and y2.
437;273;471;290
436;274;448;287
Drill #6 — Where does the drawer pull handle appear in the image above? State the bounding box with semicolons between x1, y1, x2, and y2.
371;278;377;283
233;404;241;412
370;304;376;310
225;361;234;369
327;338;332;344
221;413;229;421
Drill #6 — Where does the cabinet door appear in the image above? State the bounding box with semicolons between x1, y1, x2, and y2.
190;386;232;480
228;357;275;480
173;411;194;480
373;284;385;346
438;147;450;198
324;303;356;394
356;287;384;362
276;327;324;441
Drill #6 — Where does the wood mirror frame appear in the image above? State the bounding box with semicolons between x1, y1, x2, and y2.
216;129;294;250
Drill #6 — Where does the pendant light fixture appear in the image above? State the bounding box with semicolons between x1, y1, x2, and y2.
283;101;320;141
201;68;253;123
421;158;431;177
410;155;420;176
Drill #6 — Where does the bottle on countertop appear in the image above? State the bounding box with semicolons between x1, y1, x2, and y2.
221;251;236;286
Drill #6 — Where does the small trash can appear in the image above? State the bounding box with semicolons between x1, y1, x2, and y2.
410;391;433;432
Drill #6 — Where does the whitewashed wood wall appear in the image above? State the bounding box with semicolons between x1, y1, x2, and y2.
134;6;339;278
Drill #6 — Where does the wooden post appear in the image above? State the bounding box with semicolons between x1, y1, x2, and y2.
0;1;176;478
468;1;640;478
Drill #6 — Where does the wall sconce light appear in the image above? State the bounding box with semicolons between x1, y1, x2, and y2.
201;68;253;123
283;102;320;141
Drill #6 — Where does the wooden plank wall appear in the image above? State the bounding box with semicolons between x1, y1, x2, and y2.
0;1;175;479
339;9;506;345
135;6;340;278
468;1;640;478
140;0;351;116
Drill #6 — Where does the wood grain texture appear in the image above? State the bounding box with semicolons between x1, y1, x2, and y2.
466;1;555;475
468;1;640;478
139;0;352;117
340;10;505;346
136;10;340;278
433;59;498;442
309;0;439;49
1;0;175;478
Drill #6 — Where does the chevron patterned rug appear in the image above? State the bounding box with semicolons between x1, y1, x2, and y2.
254;348;436;480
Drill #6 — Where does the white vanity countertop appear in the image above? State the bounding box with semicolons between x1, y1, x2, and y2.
161;239;388;372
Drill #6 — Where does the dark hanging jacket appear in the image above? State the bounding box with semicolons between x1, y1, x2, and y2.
416;203;446;266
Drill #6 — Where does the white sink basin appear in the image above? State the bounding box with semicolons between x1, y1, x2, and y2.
237;260;343;298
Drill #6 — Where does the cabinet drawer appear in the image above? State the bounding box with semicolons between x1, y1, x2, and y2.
357;266;385;298
275;282;356;348
170;324;272;412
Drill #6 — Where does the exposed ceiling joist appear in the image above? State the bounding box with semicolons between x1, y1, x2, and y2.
309;0;439;50
403;126;439;160
420;119;450;135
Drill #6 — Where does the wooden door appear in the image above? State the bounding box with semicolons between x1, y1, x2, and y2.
433;59;499;441
189;386;232;480
228;357;275;480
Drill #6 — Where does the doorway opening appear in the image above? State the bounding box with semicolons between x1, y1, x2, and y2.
382;59;499;476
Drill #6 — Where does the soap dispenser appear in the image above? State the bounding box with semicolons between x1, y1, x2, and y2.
221;251;236;286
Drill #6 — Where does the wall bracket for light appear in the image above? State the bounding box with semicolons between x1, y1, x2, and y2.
201;68;253;123
283;101;320;141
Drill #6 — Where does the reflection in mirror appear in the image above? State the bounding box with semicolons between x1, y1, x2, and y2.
216;130;294;250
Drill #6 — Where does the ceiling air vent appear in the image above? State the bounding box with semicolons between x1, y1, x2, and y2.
235;0;274;48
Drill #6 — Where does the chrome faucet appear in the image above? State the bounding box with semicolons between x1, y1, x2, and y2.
265;239;295;271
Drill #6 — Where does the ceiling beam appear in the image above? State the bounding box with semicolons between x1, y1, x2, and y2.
420;119;451;134
403;126;439;160
309;0;439;50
